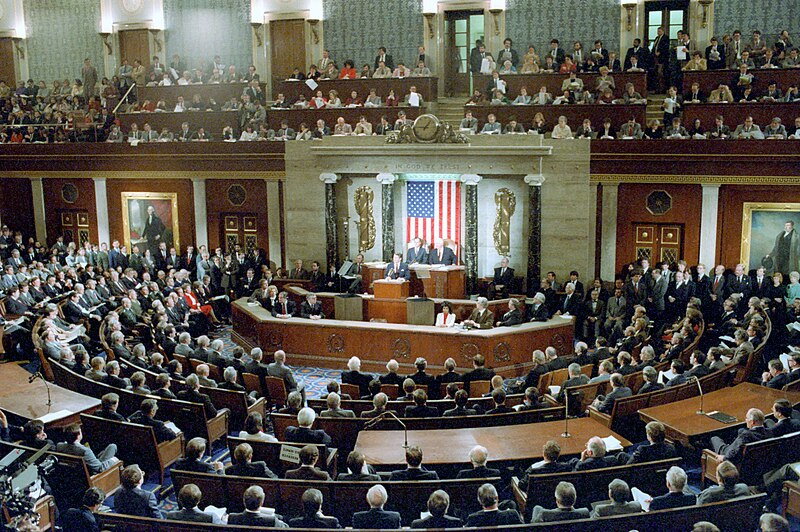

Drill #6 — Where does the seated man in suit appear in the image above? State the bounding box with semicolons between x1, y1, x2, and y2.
531;481;590;523
389;445;439;480
626;421;676;464
428;239;457;265
62;487;105;531
591;479;642;517
762;358;791;389
176;374;218;419
352;484;401;530
463;297;494;330
411;490;463;529
488;256;514;299
55;423;120;475
456;445;501;479
556;363;589;404
227;485;289;527
285;444;331;480
165;483;219;523
384;252;410;280
114;465;162;518
299;293;325;319
462;353;496;392
707;407;772;465
271;291;296;318
528;292;552;322
404;388;439;418
380;358;405;387
496;297;523;327
288;488;341;529
128;399;178;443
226;442;278;479
173;437;224;474
592;373;632;414
696;460;750;504
569;436;619;471
406;237;428;264
342;355;374;397
94;392;126;422
320;392;355;418
361;392;389;419
465;483;524;527
518;440;572;491
555;282;581;316
648;466;697;510
285;407;332;446
336;450;381;481
443;389;478;416
766;398;800;437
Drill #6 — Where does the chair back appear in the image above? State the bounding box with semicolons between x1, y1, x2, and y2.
265;376;288;407
469;380;490;398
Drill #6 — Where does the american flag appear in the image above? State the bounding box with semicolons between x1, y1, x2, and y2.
406;180;462;253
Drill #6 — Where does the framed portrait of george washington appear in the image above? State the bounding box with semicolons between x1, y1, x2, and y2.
740;202;800;275
121;192;180;254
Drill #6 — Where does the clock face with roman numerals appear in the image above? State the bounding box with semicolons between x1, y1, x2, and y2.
412;114;440;142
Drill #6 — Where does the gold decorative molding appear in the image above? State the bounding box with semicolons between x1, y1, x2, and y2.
353;186;376;252
493;187;515;255
591;174;800;186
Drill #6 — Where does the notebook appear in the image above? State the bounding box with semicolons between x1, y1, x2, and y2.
706;411;737;424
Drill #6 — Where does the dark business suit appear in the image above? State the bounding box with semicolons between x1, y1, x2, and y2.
596;386;632;414
62;507;100;532
384;261;410;280
389;467;439;480
226;461;277;478
627;441;676;464
406;246;428;264
227;511;287;527
649;491;697;511
428;247;457;265
404;404;440;418
353;507;401;529
456;465;500;479
289;514;341;529
271;300;296;317
285;465;331;481
498;308;522;326
490;266;515;298
711;425;772;463
465;508;523;527
531;506;590;523
411;514;463;528
285;426;332;446
114;486;163;518
176;388;217;418
164;507;214;523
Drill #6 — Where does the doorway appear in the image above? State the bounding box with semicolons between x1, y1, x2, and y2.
270;19;306;91
444;10;484;97
633;223;683;266
220;212;262;256
118;29;151;67
645;0;689;43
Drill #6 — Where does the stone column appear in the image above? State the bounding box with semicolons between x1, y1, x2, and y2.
460;174;482;295
524;174;545;296
600;183;620;282
192;178;208;249
699;184;720;268
319;173;340;271
29;177;47;244
376;173;397;261
93;177;110;245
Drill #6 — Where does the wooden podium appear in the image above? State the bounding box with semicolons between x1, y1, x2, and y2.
373;279;410;299
334;294;364;321
406;298;435;325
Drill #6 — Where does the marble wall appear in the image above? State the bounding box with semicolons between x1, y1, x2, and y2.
714;0;799;43
477;177;529;278
322;0;423;70
25;0;105;82
505;0;620;56
163;0;253;72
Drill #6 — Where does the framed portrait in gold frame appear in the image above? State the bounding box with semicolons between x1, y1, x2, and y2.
740;202;800;275
121;192;180;253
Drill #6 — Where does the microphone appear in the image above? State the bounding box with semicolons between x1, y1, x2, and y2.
363;409;409;449
28;372;43;384
689;375;705;415
561;390;571;438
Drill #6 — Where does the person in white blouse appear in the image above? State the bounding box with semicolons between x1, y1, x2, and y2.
238;412;277;442
551;115;573;139
435;301;456;327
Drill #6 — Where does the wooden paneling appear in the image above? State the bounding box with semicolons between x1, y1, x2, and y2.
106;179;195;250
0;38;17;87
270;19;306;83
118;29;151;67
717;184;800;269
136;83;264;107
0;178;34;239
615;184;702;274
42;179;97;246
205;179;270;256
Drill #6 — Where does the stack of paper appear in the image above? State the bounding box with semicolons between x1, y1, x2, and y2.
601;435;623;452
631;487;651;512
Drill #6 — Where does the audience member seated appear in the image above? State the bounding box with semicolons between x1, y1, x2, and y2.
288;488;340;529
114;464;162;518
389;445;439;480
128;398;178;443
62;487;105;530
226;442;278;479
176;374;218;418
592;372;632;413
165;483;218;523
285;407;332;446
443;389;477;417
707;407;771;464
591;478;642;517
648;466;697;510
174;437;224;474
456;445;501;479
285;444;331;480
352;484;401;530
531;480;590;523
380;358;405;387
321;392;356;418
465;483;523;527
56;423;119;475
411;489;463;529
569;436;620;470
94;392;126;421
336;450;381;481
696;460;750;505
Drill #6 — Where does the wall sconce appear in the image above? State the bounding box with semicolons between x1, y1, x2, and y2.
250;22;263;47
622;3;636;32
307;19;320;44
11;38;24;59
100;33;113;55
148;29;163;52
423;13;435;39
488;8;502;36
698;0;712;28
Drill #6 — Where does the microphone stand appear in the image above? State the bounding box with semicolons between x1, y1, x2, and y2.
561;391;571;438
691;375;705;415
28;372;52;411
363;410;409;449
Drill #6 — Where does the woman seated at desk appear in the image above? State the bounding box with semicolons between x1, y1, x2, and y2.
435;301;456;327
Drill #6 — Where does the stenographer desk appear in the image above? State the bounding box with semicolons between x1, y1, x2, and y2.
231;298;574;375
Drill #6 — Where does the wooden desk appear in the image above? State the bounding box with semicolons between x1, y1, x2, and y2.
683;102;800;129
275;76;438;103
117;110;238;136
363;264;465;299
0;363;100;429
682;69;800;95
373;279;409;299
136;83;263;107
355;417;630;467
465;104;647;131
638;382;800;446
232;298;574;375
265;106;422;130
472;71;648;98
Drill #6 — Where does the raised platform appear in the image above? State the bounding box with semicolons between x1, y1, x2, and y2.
231;298;574;375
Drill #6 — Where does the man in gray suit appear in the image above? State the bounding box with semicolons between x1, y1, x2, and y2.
55;423;119;475
649;268;668;327
604;288;627;340
531;481;590;522
165;484;218;523
592;373;632;414
267;349;302;395
590;479;642;517
732;116;765;139
320;392;355;418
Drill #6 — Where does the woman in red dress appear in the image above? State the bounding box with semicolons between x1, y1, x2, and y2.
183;282;220;326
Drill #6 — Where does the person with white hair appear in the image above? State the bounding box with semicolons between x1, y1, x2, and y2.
267;349;302;396
195;364;217;388
285;407;331;445
320;392;355;418
529;292;551;321
569;436;619;470
456;445;501;478
380;359;404;386
648;466;696;510
463;297;494;329
352;484;401;529
591;478;642;517
342;355;373;397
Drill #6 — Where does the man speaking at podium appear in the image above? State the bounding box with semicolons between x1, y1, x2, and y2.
385;252;410;280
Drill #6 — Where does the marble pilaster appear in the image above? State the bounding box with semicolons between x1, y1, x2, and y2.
524;174;545;296
320;173;340;271
461;174;482;294
376;173;397;261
